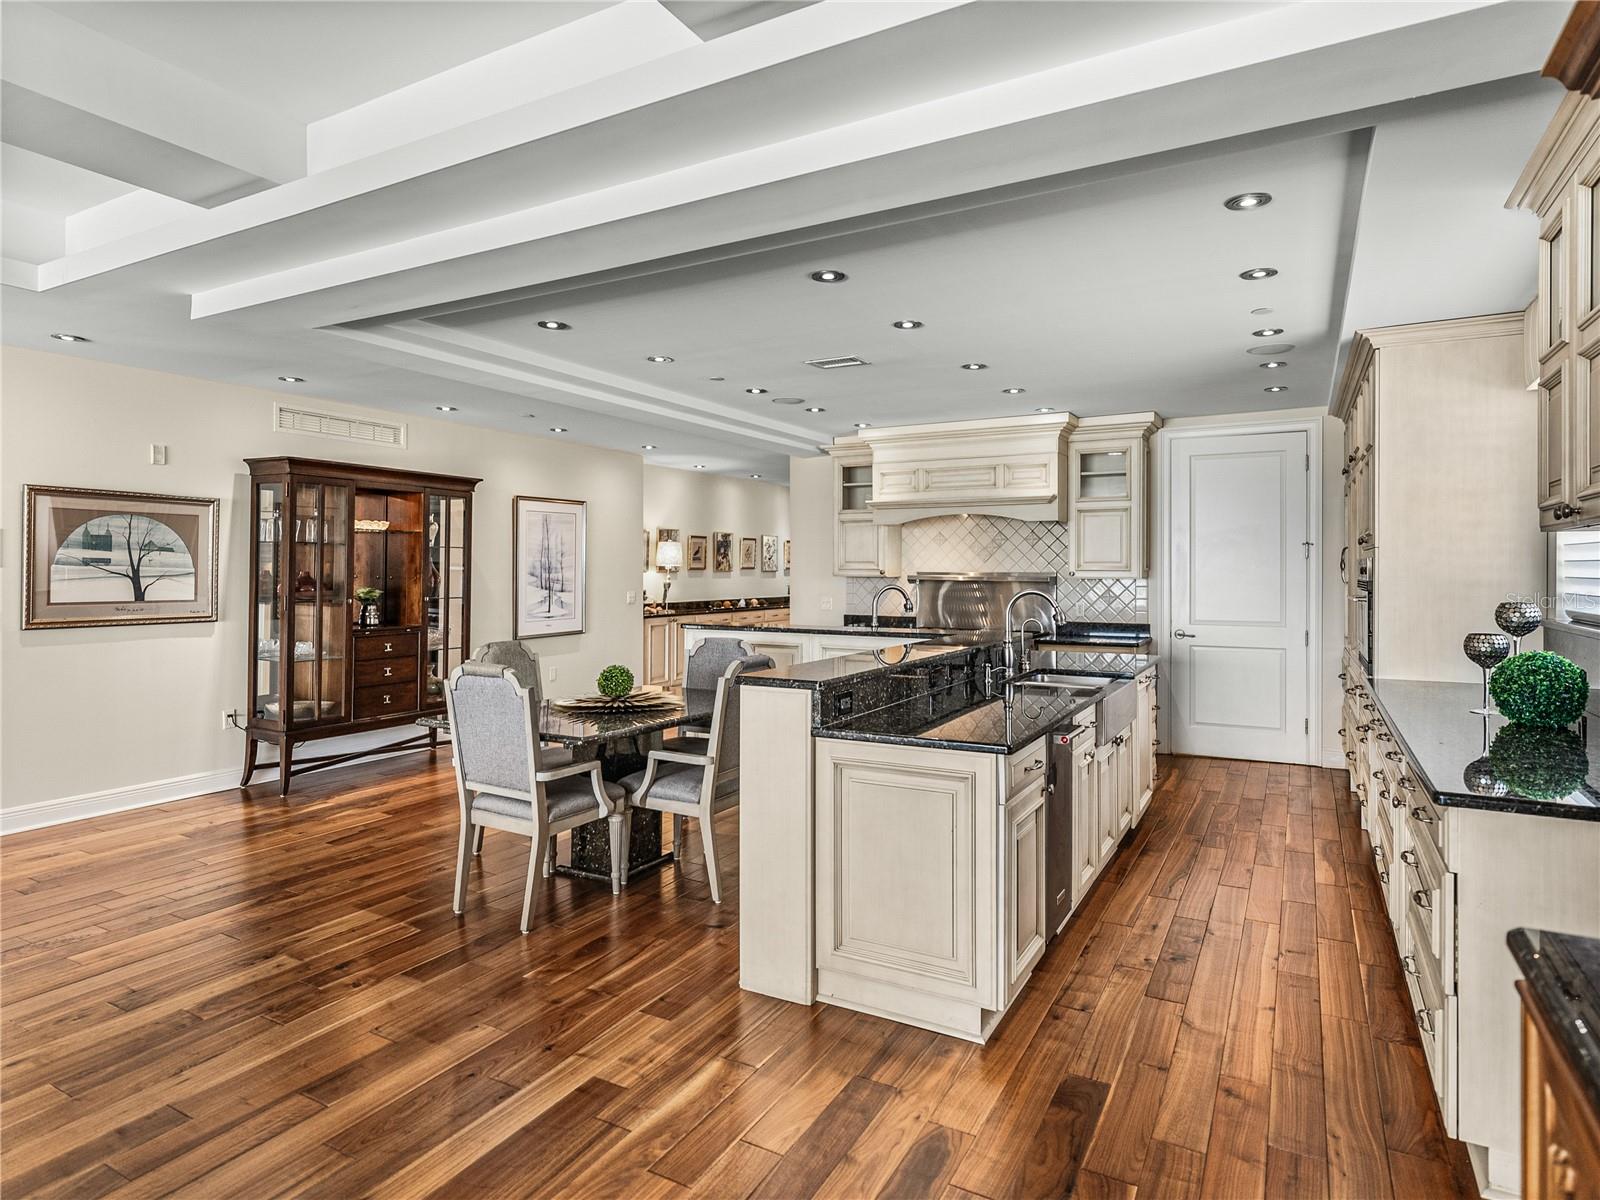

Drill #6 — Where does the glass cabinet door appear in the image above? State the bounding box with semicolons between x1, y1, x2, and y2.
1076;446;1131;501
254;481;284;726
290;482;350;724
425;493;468;704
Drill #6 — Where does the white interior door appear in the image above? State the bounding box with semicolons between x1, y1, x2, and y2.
1168;430;1311;764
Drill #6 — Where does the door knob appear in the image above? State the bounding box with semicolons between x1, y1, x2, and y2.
1172;629;1195;639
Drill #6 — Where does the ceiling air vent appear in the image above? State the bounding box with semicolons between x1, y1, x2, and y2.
273;403;407;448
804;355;871;370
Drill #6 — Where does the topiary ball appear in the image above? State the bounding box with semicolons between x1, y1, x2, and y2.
1487;724;1589;799
1487;650;1588;728
597;664;635;699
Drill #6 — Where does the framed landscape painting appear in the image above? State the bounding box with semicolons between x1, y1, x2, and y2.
760;534;779;573
24;485;218;629
687;534;708;571
739;537;757;570
514;496;585;638
712;531;733;573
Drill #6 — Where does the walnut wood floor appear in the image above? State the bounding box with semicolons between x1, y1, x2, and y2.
1;753;1478;1199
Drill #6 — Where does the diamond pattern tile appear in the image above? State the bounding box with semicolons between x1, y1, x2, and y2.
845;514;1146;622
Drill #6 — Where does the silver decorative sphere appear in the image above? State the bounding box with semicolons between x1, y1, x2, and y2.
1494;600;1542;640
1463;632;1512;670
1462;756;1509;797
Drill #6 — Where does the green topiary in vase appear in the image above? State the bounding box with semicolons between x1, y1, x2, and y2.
1487;650;1589;728
597;664;635;699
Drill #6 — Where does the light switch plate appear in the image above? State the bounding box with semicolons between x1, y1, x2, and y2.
820;596;833;611
626;590;635;605
150;443;168;465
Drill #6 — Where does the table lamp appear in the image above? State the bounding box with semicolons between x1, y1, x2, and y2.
656;538;683;605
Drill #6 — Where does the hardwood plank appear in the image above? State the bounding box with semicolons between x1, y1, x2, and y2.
1266;1146;1331;1199
1198;1075;1268;1199
1320;1016;1393;1200
1146;917;1207;1004
873;1123;969;1200
1220;919;1279;1088
748;1076;896;1200
1016;1073;1109;1200
1316;939;1368;1024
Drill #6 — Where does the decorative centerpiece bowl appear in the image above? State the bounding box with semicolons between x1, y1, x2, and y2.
1494;600;1543;653
1487;650;1589;728
551;688;678;715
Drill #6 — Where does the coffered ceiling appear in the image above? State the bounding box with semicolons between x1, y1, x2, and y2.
0;0;1573;483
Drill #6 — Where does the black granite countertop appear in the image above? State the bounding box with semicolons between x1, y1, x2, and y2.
679;622;941;636
642;597;789;619
1508;928;1600;1118
1365;677;1600;821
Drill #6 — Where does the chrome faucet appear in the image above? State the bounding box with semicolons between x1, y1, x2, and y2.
998;589;1061;684
870;582;915;629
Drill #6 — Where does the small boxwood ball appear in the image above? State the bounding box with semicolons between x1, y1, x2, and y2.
1487;651;1588;728
1487;724;1589;800
597;664;635;699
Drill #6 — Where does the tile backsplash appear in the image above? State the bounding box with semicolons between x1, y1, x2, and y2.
844;514;1147;622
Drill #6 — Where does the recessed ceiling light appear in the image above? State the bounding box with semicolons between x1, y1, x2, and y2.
809;269;848;283
1002;387;1026;394
1264;385;1289;393
750;474;763;479
693;464;706;469
854;422;871;429
1252;328;1285;337
770;397;804;405
436;405;457;412
550;426;567;432
641;444;657;449
646;355;674;363
278;375;304;383
960;362;988;371
1239;267;1278;280
745;387;768;395
1224;192;1272;211
805;406;826;413
708;376;726;381
537;320;570;330
1260;360;1288;369
892;319;923;330
49;332;90;342
1034;407;1057;413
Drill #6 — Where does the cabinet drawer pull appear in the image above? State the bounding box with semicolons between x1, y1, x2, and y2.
1416;1008;1435;1036
1345;751;1357;762
383;666;393;677
1356;724;1372;733
1373;844;1385;863
1377;869;1390;884
1397;777;1417;792
1402;954;1420;977
1411;806;1436;825
382;694;392;705
383;642;394;653
1411;889;1432;912
1024;759;1045;773
1338;727;1348;737
1385;750;1403;762
1389;793;1404;810
1400;849;1418;867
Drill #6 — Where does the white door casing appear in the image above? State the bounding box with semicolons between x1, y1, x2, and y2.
1167;429;1313;764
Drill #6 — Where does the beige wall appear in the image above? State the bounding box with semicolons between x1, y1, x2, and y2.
0;348;644;820
641;465;790;604
787;454;847;627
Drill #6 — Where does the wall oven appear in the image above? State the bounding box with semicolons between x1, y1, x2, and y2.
1349;553;1375;671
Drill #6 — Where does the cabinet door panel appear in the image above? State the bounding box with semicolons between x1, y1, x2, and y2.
643;620;674;686
1073;507;1133;575
1579;350;1600;503
1005;780;1048;999
1540;368;1570;521
1072;744;1099;907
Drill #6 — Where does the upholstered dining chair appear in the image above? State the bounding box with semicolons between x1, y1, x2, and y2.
444;662;626;932
665;636;755;747
620;654;772;903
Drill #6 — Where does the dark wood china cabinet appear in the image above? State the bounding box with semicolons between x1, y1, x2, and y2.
242;457;479;794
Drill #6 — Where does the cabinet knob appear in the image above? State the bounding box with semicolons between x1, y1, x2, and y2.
383;666;393;677
1401;849;1418;867
1411;806;1436;825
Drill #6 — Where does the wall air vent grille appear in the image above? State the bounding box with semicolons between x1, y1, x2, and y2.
804;356;871;369
273;404;406;448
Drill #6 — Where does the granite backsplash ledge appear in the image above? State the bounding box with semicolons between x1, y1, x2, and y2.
842;514;1147;622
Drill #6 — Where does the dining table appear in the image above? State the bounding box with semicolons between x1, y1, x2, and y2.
417;687;716;884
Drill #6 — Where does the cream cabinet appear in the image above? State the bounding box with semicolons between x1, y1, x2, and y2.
1094;740;1120;865
643;616;679;686
1067;413;1161;578
1512;93;1600;528
826;441;902;577
1133;670;1157;820
1002;774;1048;1006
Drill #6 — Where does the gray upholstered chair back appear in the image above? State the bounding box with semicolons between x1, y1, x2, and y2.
683;637;753;693
708;654;773;799
470;641;544;706
445;663;541;795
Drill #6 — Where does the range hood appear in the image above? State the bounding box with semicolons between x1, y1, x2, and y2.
858;413;1077;524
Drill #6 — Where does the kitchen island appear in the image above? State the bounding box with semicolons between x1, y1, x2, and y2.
724;621;1156;1042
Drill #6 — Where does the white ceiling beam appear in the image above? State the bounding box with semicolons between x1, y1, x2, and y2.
185;0;1555;325
0;2;304;202
306;3;700;174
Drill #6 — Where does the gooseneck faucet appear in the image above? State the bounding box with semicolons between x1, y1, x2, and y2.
1001;589;1062;679
869;582;915;629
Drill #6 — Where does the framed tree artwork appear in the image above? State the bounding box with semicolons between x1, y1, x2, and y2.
514;495;586;638
712;531;733;573
687;534;708;570
739;536;757;570
760;534;779;572
23;485;219;629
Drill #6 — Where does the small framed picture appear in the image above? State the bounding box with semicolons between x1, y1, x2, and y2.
784;539;791;573
687;534;708;571
760;534;779;573
643;529;650;572
23;485;219;629
739;537;757;570
515;496;586;638
713;531;733;573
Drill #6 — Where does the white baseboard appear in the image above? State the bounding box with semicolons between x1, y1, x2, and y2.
1;730;445;835
1321;750;1348;771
